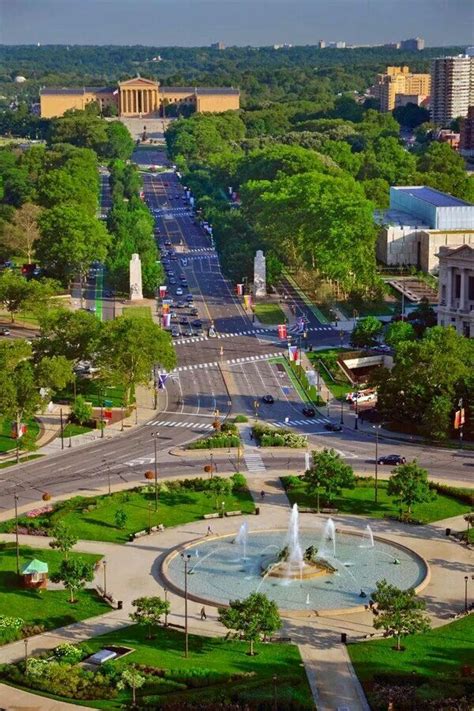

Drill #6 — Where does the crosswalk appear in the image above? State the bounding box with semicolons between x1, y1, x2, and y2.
173;352;282;372
183;254;218;261
187;247;215;253
174;325;334;346
243;449;266;473
146;419;214;430
274;418;329;427
152;207;191;216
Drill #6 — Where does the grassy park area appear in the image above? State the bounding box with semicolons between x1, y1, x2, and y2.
0;543;107;645
62;423;93;438
282;476;472;523
54;379;127;407
123;305;153;319
253;302;286;324
0;483;255;544
0;417;40;453
348;615;474;709
13;623;312;709
307;348;353;400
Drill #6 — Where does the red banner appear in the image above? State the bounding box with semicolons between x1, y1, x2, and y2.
454;408;465;430
236;283;244;296
288;345;299;362
104;409;113;420
162;313;171;328
278;324;287;340
159;285;167;298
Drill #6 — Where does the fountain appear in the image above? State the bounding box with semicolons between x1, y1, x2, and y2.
165;507;427;613
235;521;249;561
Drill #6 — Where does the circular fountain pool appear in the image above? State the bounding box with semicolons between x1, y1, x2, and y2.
164;524;428;614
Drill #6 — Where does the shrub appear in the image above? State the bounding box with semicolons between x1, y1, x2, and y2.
54;643;83;664
233;414;248;423
230;472;247;492
429;482;473;506
282;475;302;491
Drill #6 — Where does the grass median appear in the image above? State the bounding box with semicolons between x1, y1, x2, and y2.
253;302;286;325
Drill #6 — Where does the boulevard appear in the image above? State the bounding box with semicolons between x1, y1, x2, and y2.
0;147;472;515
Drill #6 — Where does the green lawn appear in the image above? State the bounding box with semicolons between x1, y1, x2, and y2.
0;454;43;469
54;379;127;407
0;486;256;544
62;423;93;438
77;624;313;709
348;615;474;710
123;306;153;319
0;417;40;453
0;543;107;645
253;302;286;325
0;309;40;326
282;477;472;523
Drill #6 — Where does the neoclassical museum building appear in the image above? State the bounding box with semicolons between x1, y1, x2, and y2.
40;75;240;118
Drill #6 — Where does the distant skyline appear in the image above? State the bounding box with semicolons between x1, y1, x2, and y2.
1;0;473;47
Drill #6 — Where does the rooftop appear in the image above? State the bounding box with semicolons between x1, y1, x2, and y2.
392;186;472;209
21;558;48;575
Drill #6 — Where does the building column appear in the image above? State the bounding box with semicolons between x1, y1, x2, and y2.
446;266;453;309
460;269;467;311
125;90;129;114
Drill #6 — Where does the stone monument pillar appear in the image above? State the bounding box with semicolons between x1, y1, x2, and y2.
129;253;143;301
254;250;266;297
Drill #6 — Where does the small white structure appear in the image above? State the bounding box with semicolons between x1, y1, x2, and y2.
129;253;143;301
14;76;27;83
254;250;266;297
437;244;474;337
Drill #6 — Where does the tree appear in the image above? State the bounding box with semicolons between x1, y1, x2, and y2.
208;476;232;510
35;308;103;365
49;522;78;560
393;103;430;129
304;448;355;512
50;557;94;603
385;320;416;349
372;579;430;651
117;667;145;706
104;121;135;160
130;596;170;639
2;202;42;263
97;315;176;406
71;395;93;425
218;592;281;656
37;205;110;287
0;270;32;322
350;316;383;348
114;509;127;529
387;461;434;515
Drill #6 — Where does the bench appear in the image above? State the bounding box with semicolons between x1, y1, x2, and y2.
129;529;148;540
203;513;220;520
321;508;339;514
225;510;242;517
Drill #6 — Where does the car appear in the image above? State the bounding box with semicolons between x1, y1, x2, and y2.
324;422;342;432
302;407;316;417
169;277;177;285
191;319;202;328
176;300;186;308
377;454;407;465
175;194;180;199
193;329;203;336
180;277;188;286
164;240;172;247
181;258;188;267
179;316;189;324
0;327;11;336
185;294;194;302
176;287;183;296
190;307;199;316
171;327;180;338
262;395;274;404
82;306;96;313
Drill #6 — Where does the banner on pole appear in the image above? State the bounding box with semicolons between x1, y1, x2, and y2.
162;313;171;328
454;408;465;430
244;294;252;309
277;324;287;340
236;283;244;296
159;285;167;298
11;422;27;439
288;345;299;362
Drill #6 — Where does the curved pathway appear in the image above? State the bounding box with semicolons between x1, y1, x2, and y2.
0;480;472;711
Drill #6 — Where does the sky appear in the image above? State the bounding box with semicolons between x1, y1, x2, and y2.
1;0;473;47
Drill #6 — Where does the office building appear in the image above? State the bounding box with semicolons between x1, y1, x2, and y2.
437;244;474;337
210;42;225;50
372;66;431;112
460;106;474;157
400;37;425;51
376;186;474;273
40;76;240;118
430;55;474;126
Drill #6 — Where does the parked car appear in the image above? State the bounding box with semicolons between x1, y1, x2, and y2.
176;287;183;296
185;294;194;302
176;300;186;308
377;454;406;465
302;407;316;417
190;307;199;316
0;327;11;336
324;422;342;432
262;395;274;404
191;319;203;328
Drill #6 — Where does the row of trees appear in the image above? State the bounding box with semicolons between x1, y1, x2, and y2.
106;160;163;296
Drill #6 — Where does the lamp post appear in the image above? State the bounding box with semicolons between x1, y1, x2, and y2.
253;400;260;420
100;389;104;439
151;431;159;511
24;637;28;671
121;403;125;432
60;408;64;450
340;397;344;425
373;425;381;503
164;587;169;626
181;553;191;658
465;575;469;613
103;559;107;597
354;385;359;431
273;674;278;711
14;492;20;576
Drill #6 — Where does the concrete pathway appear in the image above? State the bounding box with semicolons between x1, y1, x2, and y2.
0;494;472;709
0;683;95;711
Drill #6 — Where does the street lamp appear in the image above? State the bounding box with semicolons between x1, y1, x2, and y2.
354;385;359;431
340;397;344;425
181;553;191;658
151;431;159;511
164;587;169;626
253;400;260;420
103;559;107;597
14;492;20;576
465;575;469;613
373;425;382;503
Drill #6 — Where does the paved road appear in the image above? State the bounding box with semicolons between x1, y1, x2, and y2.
1;147;472;516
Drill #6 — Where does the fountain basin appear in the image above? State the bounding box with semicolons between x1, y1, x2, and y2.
264;561;336;580
162;528;430;617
